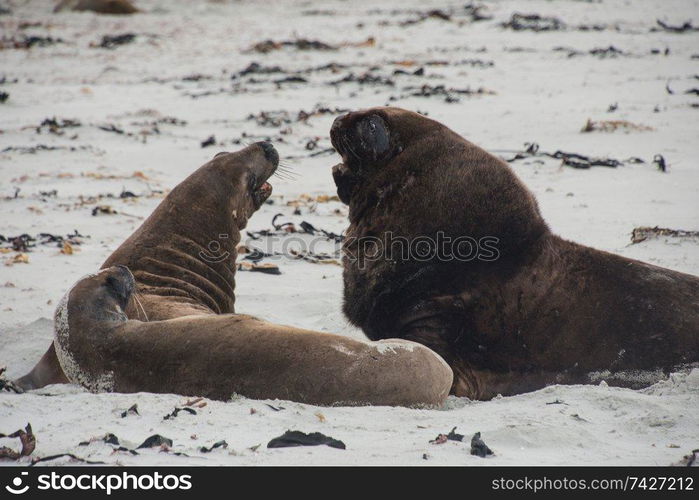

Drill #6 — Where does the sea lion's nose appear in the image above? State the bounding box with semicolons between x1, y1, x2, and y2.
113;265;136;290
330;113;350;152
256;141;279;166
331;114;348;135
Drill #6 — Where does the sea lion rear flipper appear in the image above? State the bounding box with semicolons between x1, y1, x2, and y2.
13;343;69;390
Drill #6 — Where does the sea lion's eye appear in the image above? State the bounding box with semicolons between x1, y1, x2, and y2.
356;115;390;162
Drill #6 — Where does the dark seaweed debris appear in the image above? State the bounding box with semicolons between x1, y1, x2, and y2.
447;427;465;442
470;432;493;458
200;135;216;148
79;433;120;446
248;38;336;54
1;144;102;154
297;220;343;243
464;3;492;22
29;454;105;466
163;407;197;420
0;366;23;394
400;9;452;26
97;33;136;49
0;35;64;49
0;230;87;252
77;432;138;456
248;110;293;127
0;91;8;103
551;150;621;169
502;13;565;32
653;154;667;172
237;262;282;275
330;72;395;87
654;19;699;33
677;449;699;466
97;123;125;134
502;143;631;169
247;106;349;128
237;62;284;77
631;226;699;244
36;117;81;135
274;76;307;85
430;426;465;444
136;434;173;449
267;430;345;450
395;84;493;103
200;440;228;453
589;45;627;58
0;423;36;460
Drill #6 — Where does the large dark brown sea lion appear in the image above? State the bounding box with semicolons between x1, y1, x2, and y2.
330;106;699;399
16;142;452;406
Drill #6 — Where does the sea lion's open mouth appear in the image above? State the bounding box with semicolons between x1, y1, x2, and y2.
252;181;273;210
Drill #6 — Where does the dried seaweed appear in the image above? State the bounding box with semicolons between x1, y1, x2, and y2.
200;440;228;453
502;142;637;169
267;430;345;449
0;230;87;251
0;423;35;460
330;72;395;87
29;453;105;465
631;226;699;244
1;144;102;154
395;84;494;103
654;19;699;33
96;33;136;49
0;35;64;49
0;367;23;393
247;38;336;54
430;426;465;444
36;117;81;135
653;154;667;172
136;434;173;449
502;13;565;32
78;433;120;446
470;432;493;457
163;407;197;420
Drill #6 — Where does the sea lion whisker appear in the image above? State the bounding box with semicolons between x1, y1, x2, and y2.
278;171;298;181
276;166;296;175
342;136;360;162
272;168;297;181
132;292;149;322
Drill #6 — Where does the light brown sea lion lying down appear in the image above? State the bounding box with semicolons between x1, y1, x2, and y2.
16;142;452;406
330;106;699;399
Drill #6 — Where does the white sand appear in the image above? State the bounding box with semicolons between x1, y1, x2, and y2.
0;0;698;465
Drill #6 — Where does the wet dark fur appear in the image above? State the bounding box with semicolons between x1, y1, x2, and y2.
331;106;699;399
